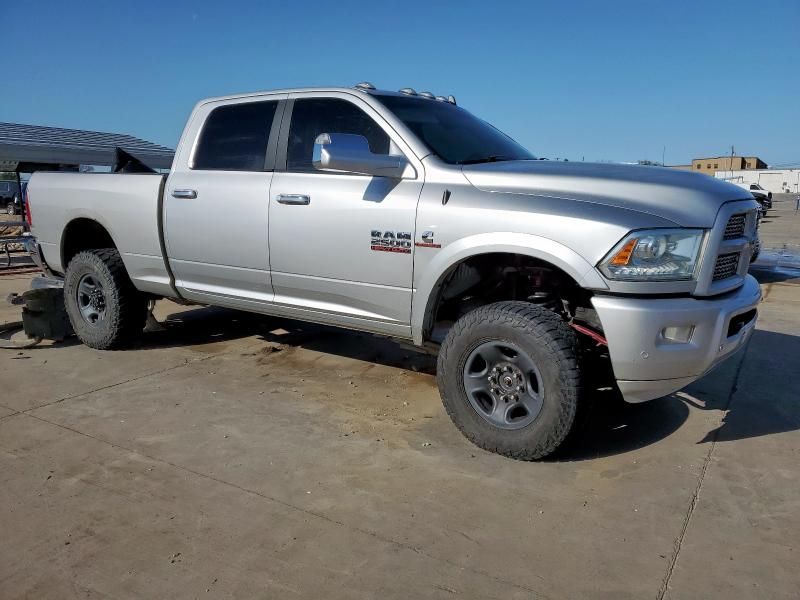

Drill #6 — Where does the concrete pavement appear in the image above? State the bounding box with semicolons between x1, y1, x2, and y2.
1;203;798;599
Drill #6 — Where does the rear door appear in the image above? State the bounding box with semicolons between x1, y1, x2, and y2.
165;95;286;307
268;93;423;333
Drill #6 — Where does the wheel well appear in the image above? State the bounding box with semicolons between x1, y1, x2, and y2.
424;252;599;343
62;219;117;268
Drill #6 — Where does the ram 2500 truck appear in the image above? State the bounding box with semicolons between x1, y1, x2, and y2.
25;84;762;459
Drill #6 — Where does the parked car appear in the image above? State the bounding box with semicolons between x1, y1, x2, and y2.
732;182;772;214
0;180;22;215
25;84;762;459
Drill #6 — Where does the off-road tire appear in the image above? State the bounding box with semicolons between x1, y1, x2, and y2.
64;249;147;349
437;301;583;460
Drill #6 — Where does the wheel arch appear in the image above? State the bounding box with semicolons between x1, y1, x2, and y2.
411;232;608;345
61;217;119;271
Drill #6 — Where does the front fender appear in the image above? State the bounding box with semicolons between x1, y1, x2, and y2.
411;231;607;345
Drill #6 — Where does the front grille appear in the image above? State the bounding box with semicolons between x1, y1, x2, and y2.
724;214;747;239
713;252;741;281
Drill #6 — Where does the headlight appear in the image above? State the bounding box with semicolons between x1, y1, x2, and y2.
599;229;705;281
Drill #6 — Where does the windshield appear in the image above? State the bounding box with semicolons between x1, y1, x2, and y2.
375;94;535;165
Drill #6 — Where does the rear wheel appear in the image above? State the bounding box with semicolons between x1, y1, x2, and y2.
437;301;583;460
64;249;147;349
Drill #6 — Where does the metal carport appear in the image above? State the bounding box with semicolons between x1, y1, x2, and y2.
0;122;174;173
0;122;174;262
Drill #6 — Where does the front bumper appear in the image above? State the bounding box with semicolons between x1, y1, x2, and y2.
592;274;761;403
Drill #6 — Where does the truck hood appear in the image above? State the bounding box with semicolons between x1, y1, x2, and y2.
461;160;751;228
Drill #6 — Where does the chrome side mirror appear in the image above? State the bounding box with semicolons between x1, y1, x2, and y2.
313;133;411;178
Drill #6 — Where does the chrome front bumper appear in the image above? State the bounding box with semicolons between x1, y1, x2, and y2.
592;275;761;403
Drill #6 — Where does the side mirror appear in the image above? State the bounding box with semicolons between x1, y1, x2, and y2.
313;133;411;178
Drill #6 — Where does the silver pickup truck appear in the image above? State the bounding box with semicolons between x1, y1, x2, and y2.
26;83;761;459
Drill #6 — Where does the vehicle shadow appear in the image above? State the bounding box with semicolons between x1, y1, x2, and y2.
555;328;800;460
135;305;799;461
749;264;800;285
692;329;800;444
550;387;690;461
132;306;282;350
137;305;438;373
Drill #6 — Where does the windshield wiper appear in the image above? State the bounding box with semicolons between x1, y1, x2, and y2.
457;155;516;165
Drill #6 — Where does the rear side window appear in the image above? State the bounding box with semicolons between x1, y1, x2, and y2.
286;98;390;172
193;101;278;171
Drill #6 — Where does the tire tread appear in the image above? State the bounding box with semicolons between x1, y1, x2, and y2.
437;301;582;460
64;248;147;349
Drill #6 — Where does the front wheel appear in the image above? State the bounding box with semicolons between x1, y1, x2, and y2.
437;301;583;460
64;249;148;349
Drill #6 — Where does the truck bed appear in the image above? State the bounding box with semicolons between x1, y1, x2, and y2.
28;172;175;297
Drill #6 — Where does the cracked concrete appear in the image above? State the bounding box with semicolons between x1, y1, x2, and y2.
1;199;798;599
656;340;753;599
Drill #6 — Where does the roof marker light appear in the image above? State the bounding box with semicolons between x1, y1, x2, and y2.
447;95;457;105
399;88;417;95
354;82;376;90
419;91;434;99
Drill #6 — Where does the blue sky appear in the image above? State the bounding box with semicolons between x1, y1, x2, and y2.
4;0;799;165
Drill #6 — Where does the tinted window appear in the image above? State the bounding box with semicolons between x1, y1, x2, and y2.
375;94;534;165
193;101;278;171
287;98;390;172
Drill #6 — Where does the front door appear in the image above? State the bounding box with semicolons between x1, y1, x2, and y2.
164;97;285;307
268;94;422;331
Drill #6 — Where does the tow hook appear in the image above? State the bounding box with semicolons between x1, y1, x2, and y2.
569;322;608;346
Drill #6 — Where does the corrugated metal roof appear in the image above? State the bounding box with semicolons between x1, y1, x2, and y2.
0;122;175;170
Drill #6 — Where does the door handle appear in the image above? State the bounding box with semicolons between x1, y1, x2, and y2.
276;194;311;205
171;189;197;199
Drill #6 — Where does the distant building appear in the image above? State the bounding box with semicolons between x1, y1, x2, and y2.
682;155;767;175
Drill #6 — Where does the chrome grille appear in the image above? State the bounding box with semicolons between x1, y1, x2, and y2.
724;214;747;240
713;252;741;281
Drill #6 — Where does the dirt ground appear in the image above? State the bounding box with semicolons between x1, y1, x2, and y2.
1;197;798;599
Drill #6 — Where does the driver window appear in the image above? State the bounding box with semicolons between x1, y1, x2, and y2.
286;98;391;172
